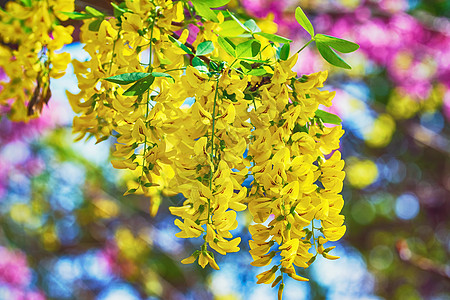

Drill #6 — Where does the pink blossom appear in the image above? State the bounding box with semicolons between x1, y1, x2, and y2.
0;247;31;287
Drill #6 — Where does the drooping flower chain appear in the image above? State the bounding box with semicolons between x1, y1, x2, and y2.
0;0;74;121
5;0;349;297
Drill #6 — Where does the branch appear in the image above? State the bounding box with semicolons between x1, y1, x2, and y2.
396;239;450;281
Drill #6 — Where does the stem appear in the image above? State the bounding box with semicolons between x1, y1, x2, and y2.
229;59;238;68
140;16;156;185
296;39;313;54
311;220;318;254
207;79;220;223
108;29;121;75
147;17;156;73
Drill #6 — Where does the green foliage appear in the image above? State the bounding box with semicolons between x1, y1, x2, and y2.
202;0;231;8
192;57;209;73
236;39;261;58
254;32;292;43
279;43;290;61
105;72;153;85
191;0;220;22
217;20;247;37
196;41;215;56
243;19;261;33
168;35;194;55
62;12;95;20
294;6;359;69
123;76;155;96
295;7;314;37
218;36;236;57
315;34;359;53
19;0;32;7
316;42;352;69
151;72;175;83
84;6;104;17
314;109;343;125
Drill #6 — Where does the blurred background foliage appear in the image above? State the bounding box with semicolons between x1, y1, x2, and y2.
0;0;449;299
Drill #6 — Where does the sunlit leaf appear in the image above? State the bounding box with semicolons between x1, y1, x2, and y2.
316;41;351;69
20;0;32;7
192;57;209;73
196;41;215;56
247;68;267;76
168;35;194;55
254;32;292;43
279;43;290;60
105;72;151;84
202;0;231;7
151;72;175;83
111;2;130;19
61;12;93;20
217;20;247;37
315;109;342;125
244;19;261;33
236;40;261;58
315;34;359;53
192;0;219;22
85;6;104;17
111;2;128;13
228;10;250;32
218;36;236;57
295;6;314;37
88;19;103;32
123;76;155;96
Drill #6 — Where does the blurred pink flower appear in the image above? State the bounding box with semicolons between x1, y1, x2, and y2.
0;247;31;287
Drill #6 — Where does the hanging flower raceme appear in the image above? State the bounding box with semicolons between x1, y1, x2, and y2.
0;0;74;121
3;1;358;298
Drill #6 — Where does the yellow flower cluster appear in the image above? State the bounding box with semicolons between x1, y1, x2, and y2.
0;0;74;121
3;0;349;296
246;62;346;286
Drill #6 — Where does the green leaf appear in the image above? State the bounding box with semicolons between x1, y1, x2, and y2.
151;72;175;83
239;61;252;70
314;34;359;53
192;57;209;73
192;0;219;22
254;32;292;43
20;0;32;7
316;41;351;69
315;109;342;125
202;0;231;7
105;72;151;84
217;36;236;57
295;7;314;37
125;188;138;194
168;35;194;55
239;58;269;63
111;2;129;19
85;6;105;17
196;41;214;56
88;19;103;32
251;40;261;57
218;20;246;37
61;12;94;20
227;10;250;32
123;76;155;96
244;19;261;33
209;61;219;71
279;43;290;60
247;68;267;76
236;39;261;58
111;2;128;13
